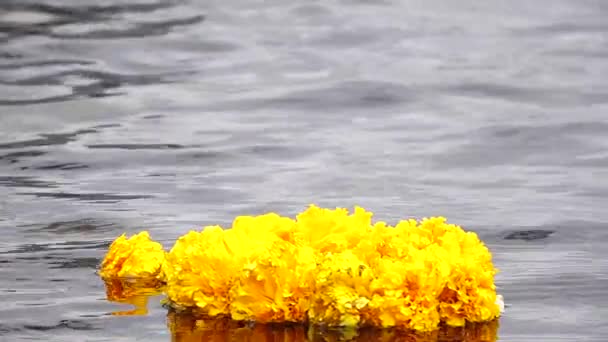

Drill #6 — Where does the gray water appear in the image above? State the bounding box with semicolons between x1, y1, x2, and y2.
0;0;607;341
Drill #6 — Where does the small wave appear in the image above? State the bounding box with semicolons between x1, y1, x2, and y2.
87;143;185;150
0;150;46;162
504;230;554;241
0;129;96;149
1;1;203;41
0;176;58;188
443;82;608;107
22;319;97;331
17;191;153;202
33;162;88;170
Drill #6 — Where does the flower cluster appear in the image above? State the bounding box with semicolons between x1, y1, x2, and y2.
99;231;165;279
100;205;502;332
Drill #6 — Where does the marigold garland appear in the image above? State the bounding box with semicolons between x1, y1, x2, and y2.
99;205;503;332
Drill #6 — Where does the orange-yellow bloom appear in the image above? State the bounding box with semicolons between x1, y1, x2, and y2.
99;231;165;279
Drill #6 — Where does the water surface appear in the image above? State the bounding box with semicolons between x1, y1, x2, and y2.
1;0;607;341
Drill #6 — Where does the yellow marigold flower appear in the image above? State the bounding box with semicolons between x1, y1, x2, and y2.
232;213;297;243
230;242;317;323
163;220;305;318
294;205;373;252
308;250;374;327
99;231;165;279
162;227;237;315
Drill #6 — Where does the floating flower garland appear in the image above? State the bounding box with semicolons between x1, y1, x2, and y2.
99;205;503;332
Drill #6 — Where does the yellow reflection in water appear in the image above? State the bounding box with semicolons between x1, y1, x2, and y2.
102;282;499;340
167;310;499;342
103;278;164;316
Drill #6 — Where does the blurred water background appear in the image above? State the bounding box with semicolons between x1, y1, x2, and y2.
0;0;607;341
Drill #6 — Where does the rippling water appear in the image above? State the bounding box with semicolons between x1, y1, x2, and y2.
1;0;607;341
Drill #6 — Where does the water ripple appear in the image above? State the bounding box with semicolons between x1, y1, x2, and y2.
0;176;58;189
48;257;100;269
0;150;47;163
443;82;608;107
504;230;555;241
50;15;205;40
33;163;88;171
0;69;183;104
17;192;153;202
0;1;195;42
208;80;416;112
0;0;203;106
87;143;185;150
1;240;109;255
0;129;96;149
22;319;97;331
0;93;80;106
23;219;116;235
0;59;94;69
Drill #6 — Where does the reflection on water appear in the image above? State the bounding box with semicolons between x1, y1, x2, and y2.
103;278;164;316
167;311;499;342
102;279;498;341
